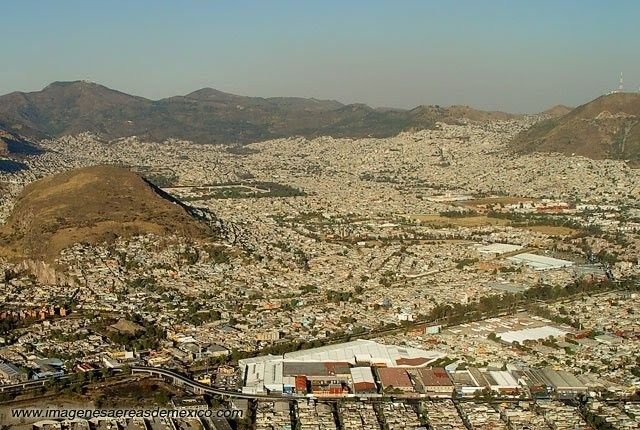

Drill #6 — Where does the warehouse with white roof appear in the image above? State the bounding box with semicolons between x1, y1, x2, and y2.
486;370;520;393
477;243;523;255
283;339;445;367
239;340;446;394
499;326;570;344
507;253;574;271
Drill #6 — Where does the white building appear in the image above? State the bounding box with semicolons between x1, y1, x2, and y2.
507;253;574;271
238;340;446;394
499;326;570;345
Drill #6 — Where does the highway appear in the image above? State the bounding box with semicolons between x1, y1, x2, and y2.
132;366;298;399
0;369;119;394
0;378;51;394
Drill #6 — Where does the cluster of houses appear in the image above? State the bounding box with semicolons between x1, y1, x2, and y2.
0;305;69;322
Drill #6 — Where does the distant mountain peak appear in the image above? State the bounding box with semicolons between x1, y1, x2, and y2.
44;80;101;90
185;87;238;100
39;81;145;101
541;104;573;117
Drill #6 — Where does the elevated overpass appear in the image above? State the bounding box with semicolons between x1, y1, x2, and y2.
131;366;276;399
0;378;50;394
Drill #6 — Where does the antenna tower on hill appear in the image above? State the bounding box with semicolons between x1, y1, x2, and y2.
619;72;624;92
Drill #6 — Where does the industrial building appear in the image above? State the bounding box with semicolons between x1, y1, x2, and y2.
238;354;284;394
483;370;520;394
516;368;552;398
477;243;523;255
450;369;484;396
451;368;521;396
239;339;445;395
283;361;351;396
538;368;589;399
499;325;570;345
283;339;445;367
376;368;414;392
507;253;574;271
0;361;26;383
411;368;455;397
350;367;377;394
515;368;593;399
238;341;599;400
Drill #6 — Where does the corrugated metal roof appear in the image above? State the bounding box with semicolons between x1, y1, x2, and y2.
0;362;20;377
478;243;523;254
283;339;444;366
350;366;375;384
487;370;518;387
377;368;412;388
499;326;569;344
540;368;587;390
416;368;453;387
507;253;574;270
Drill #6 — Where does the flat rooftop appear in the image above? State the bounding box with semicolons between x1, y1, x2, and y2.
507;253;574;271
499;325;570;344
283;339;445;367
477;243;523;254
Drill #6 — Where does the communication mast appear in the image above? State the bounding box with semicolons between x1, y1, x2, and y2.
609;72;625;94
618;72;624;92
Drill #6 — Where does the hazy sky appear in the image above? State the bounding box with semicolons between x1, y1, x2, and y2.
2;0;639;112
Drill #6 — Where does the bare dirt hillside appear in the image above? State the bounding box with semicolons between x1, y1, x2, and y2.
512;93;640;161
0;165;210;259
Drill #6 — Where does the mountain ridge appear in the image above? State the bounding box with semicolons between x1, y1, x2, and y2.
0;81;521;144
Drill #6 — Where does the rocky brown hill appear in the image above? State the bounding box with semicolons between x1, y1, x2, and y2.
0;128;43;157
0;165;210;259
541;105;573;118
512;93;640;161
0;128;42;172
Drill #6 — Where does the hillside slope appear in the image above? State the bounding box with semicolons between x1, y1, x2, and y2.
0;128;43;172
0;165;210;259
0;128;44;157
512;93;640;160
541;105;573;118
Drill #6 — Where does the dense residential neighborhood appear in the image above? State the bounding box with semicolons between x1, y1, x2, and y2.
1;118;640;429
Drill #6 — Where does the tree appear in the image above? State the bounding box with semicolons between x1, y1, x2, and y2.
154;390;170;405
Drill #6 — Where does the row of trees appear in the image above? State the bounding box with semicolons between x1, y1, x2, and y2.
486;210;604;235
425;277;638;328
209;275;639;366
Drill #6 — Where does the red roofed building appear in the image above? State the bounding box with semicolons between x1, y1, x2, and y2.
377;368;413;392
350;367;377;394
414;368;454;397
295;375;308;393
